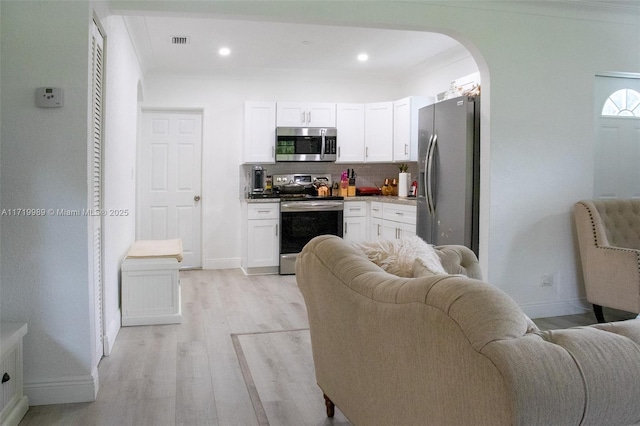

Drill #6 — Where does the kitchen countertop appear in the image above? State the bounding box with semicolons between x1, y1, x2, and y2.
245;196;417;206
245;197;281;204
346;196;417;206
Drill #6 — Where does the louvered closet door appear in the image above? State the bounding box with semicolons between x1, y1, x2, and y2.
90;20;105;363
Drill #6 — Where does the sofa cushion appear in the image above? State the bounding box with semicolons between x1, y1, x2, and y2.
352;236;446;277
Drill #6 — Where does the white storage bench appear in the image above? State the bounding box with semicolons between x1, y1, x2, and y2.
121;239;183;326
1;323;28;426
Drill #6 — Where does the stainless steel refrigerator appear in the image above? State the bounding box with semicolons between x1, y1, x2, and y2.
417;95;480;254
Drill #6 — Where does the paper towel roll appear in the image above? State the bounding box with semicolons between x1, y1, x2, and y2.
398;173;408;197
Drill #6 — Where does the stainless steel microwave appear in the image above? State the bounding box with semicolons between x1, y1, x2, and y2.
275;127;337;162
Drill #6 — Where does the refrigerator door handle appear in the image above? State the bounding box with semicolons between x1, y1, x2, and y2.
424;134;433;213
426;134;437;215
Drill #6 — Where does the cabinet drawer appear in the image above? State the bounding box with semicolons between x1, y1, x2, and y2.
344;201;367;217
383;203;417;225
370;201;383;219
248;203;280;220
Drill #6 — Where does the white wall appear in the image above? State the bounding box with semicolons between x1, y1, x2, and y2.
0;0;97;404
0;2;142;405
142;73;403;269
99;14;142;356
402;44;480;98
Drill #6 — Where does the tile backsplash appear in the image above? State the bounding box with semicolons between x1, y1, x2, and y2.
240;162;418;197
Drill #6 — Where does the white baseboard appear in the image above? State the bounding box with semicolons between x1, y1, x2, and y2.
25;368;99;405
521;298;590;319
202;257;241;270
241;266;279;275
103;312;121;357
3;395;28;426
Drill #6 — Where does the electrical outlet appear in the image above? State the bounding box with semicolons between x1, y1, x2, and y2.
541;274;554;287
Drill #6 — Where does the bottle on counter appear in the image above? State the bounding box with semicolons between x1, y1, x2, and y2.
409;180;418;197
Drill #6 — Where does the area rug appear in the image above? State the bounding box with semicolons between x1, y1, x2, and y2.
232;329;351;426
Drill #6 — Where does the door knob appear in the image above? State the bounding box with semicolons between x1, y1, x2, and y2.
194;195;201;202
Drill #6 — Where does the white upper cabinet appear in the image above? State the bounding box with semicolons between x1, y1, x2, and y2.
276;102;336;127
393;96;431;162
336;103;365;163
244;98;429;165
244;102;276;164
365;102;394;162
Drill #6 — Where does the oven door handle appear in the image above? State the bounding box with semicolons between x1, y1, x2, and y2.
281;202;344;212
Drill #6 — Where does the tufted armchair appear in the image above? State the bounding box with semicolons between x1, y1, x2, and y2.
574;199;640;322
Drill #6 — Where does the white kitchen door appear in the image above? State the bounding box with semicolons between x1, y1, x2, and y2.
594;75;640;199
139;110;203;268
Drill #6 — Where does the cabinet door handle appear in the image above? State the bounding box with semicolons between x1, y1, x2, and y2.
377;224;381;236
272;146;275;159
338;146;341;158
307;111;311;123
275;224;278;237
344;222;347;234
301;112;305;123
366;147;369;158
2;373;10;383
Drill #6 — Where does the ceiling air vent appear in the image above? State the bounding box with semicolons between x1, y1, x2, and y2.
170;36;190;45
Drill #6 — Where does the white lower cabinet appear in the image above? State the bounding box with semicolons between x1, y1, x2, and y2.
367;200;418;240
382;220;416;239
245;203;280;273
0;323;28;426
343;201;368;243
369;201;384;240
382;202;417;239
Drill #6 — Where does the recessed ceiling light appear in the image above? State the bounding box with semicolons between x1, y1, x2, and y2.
219;47;231;56
357;53;369;62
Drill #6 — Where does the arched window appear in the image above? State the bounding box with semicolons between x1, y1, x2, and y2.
601;88;640;117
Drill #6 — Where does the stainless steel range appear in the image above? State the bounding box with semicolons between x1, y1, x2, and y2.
272;174;344;274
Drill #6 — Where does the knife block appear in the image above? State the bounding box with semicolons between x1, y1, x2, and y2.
347;178;356;197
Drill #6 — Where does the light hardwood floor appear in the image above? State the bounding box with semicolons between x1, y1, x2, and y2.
19;269;634;426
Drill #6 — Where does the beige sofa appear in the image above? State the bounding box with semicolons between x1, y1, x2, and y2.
296;235;640;426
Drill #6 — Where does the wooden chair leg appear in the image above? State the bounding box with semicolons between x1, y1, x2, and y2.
593;304;606;323
323;393;335;418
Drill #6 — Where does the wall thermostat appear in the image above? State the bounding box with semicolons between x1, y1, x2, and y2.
36;87;64;108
